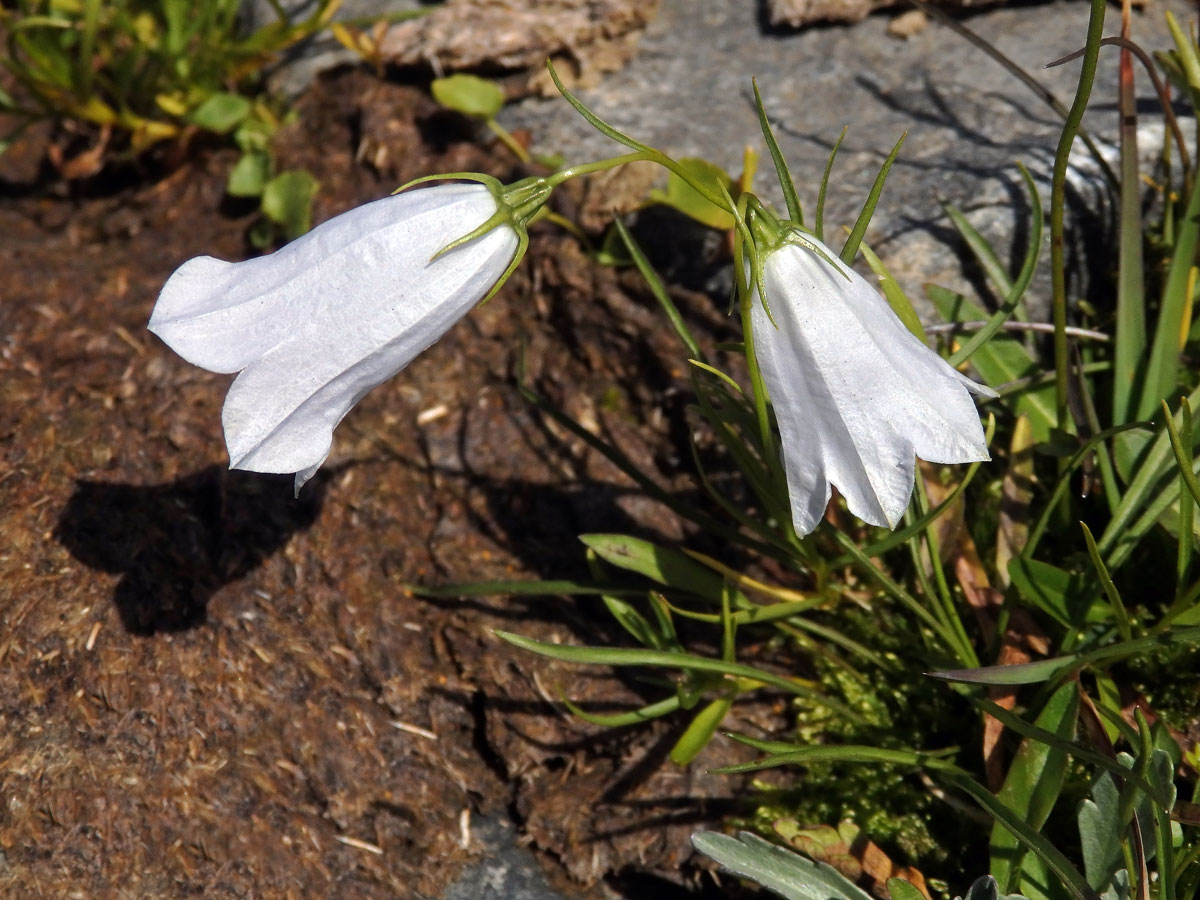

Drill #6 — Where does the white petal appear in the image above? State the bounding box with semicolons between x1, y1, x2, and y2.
148;182;494;373
148;183;518;487
752;238;991;535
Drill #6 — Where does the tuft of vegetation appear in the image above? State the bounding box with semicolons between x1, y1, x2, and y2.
0;0;340;239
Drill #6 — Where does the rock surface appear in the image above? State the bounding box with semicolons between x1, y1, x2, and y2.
498;0;1190;311
767;0;1003;27
380;0;659;89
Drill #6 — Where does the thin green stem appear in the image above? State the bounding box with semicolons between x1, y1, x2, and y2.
548;150;657;184
485;118;532;164
914;476;976;661
830;528;977;667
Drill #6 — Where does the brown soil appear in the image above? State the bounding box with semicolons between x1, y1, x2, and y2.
0;68;781;898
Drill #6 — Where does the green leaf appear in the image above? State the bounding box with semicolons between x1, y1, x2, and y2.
691;831;875;900
614;219;702;357
593;222;634;267
928;286;1055;441
647;157;737;230
1100;870;1131;900
669;696;732;765
841;131;904;264
410;577;639;597
1007;558;1103;629
944;203;1018;301
1098;385;1200;572
859;240;927;342
233;115;275;153
941;773;1095;900
430;73;504;118
752;78;802;224
1135;150;1200;422
1022;422;1150;561
889;878;929;900
930;657;1078;686
964;876;1008;900
261;169;318;240
971;699;1169;805
560;692;681;727
1079;523;1131;641
990;683;1080;894
496;631;861;719
1111;67;1146;430
1003;556;1070;619
814;127;847;243
580;534;728;603
1079;773;1122;892
1018;851;1073;900
226;150;269;197
712;740;952;775
603;594;669;650
948;164;1044;365
189;92;251;133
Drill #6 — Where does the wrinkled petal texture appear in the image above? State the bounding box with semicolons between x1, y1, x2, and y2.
751;239;993;536
148;183;518;490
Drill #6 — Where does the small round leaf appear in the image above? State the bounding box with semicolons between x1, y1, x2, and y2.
226;151;269;198
430;74;504;119
189;92;251;134
261;170;319;240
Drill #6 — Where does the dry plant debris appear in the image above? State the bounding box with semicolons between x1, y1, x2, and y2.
380;0;660;93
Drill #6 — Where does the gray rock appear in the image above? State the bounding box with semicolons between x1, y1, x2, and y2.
498;0;1192;313
249;0;1194;309
440;816;577;900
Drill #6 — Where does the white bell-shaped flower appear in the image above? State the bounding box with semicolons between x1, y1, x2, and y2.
749;230;994;537
149;179;548;492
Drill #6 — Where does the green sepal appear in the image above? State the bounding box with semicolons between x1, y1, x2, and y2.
393;171;554;305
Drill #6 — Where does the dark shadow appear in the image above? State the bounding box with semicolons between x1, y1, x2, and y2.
609;866;749;900
54;465;328;634
417;388;763;655
628;205;734;300
595;795;751;842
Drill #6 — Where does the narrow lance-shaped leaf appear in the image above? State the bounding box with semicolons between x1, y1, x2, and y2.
1111;32;1146;429
990;682;1080;895
496;631;865;722
1135;147;1200;422
669;696;733;766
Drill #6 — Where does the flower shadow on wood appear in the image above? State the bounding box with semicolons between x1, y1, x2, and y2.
54;466;326;634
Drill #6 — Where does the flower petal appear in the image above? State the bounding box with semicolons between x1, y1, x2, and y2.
222;220;516;492
148;183;518;490
753;238;991;535
148;183;495;374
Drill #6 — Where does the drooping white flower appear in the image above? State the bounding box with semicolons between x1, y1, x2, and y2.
149;179;548;492
749;231;995;537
